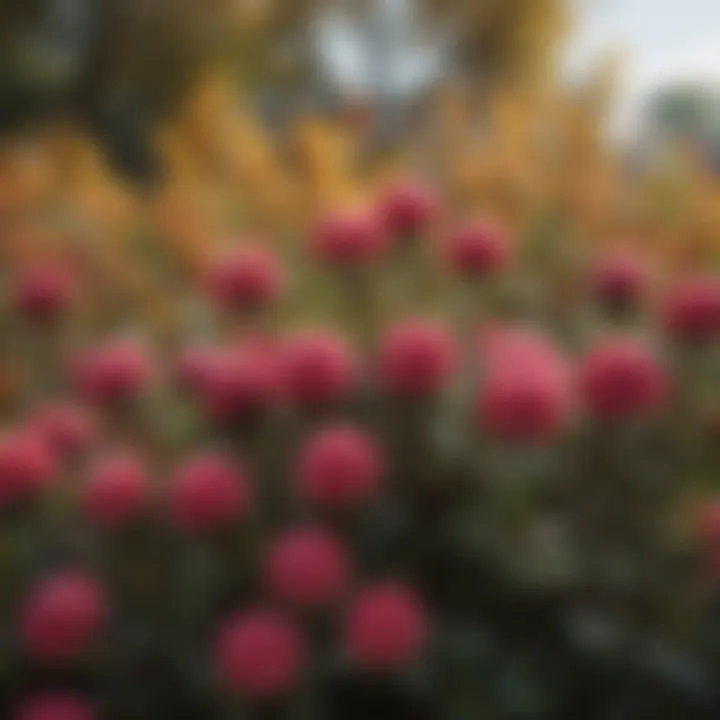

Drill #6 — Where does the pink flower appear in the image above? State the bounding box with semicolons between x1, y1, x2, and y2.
0;430;57;508
312;209;387;266
30;403;97;457
279;331;356;407
445;220;509;278
83;452;149;528
591;251;648;308
21;573;107;663
214;610;305;699
169;452;252;533
13;264;74;322
14;694;95;720
579;337;667;421
265;527;350;609
478;325;561;368
378;320;456;397
297;426;384;510
663;277;720;342
345;583;429;670
73;340;150;404
198;344;279;421
379;182;438;237
477;327;573;442
206;245;284;311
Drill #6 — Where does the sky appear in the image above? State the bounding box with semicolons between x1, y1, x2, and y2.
317;0;720;138
566;0;720;136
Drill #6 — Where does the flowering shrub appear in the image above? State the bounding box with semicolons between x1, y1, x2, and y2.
2;177;720;720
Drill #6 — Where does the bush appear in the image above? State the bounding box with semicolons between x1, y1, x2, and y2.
2;174;720;720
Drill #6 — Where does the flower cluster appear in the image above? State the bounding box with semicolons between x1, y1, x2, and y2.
2;179;720;719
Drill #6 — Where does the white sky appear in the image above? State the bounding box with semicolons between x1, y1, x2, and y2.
565;0;720;136
319;0;720;137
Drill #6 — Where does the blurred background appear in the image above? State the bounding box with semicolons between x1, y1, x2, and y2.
2;1;718;173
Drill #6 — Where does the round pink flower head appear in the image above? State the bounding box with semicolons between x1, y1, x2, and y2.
445;219;510;278
312;208;388;266
379;182;438;238
265;527;350;609
345;582;429;671
378;319;456;398
663;276;720;343
579;337;667;422
279;330;356;407
13;263;75;322
169;451;252;533
20;572;107;663
296;425;384;510
206;245;284;311
83;451;149;529
214;609;305;699
477;326;573;442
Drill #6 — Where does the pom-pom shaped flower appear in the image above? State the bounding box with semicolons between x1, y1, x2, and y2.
20;573;107;663
663;277;720;342
345;582;429;671
591;251;648;309
279;331;356;407
169;452;252;532
378;320;456;398
73;340;151;404
83;452;149;528
214;610;305;699
265;527;350;609
0;430;57;508
12;264;74;322
379;182;438;238
579;337;667;421
477;328;573;442
445;220;509;278
312;208;387;266
206;245;284;311
198;343;279;421
297;426;384;510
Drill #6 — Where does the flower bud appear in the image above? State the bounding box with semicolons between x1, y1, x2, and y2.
477;329;572;442
312;209;387;266
297;426;384;510
579;337;667;421
265;527;350;609
214;610;304;699
379;183;438;238
13;264;74;322
345;583;429;671
169;452;252;533
83;452;149;528
280;331;356;407
73;340;151;404
21;573;107;663
591;251;648;309
379;320;456;398
206;245;284;311
445;220;509;278
663;277;720;342
0;430;57;508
